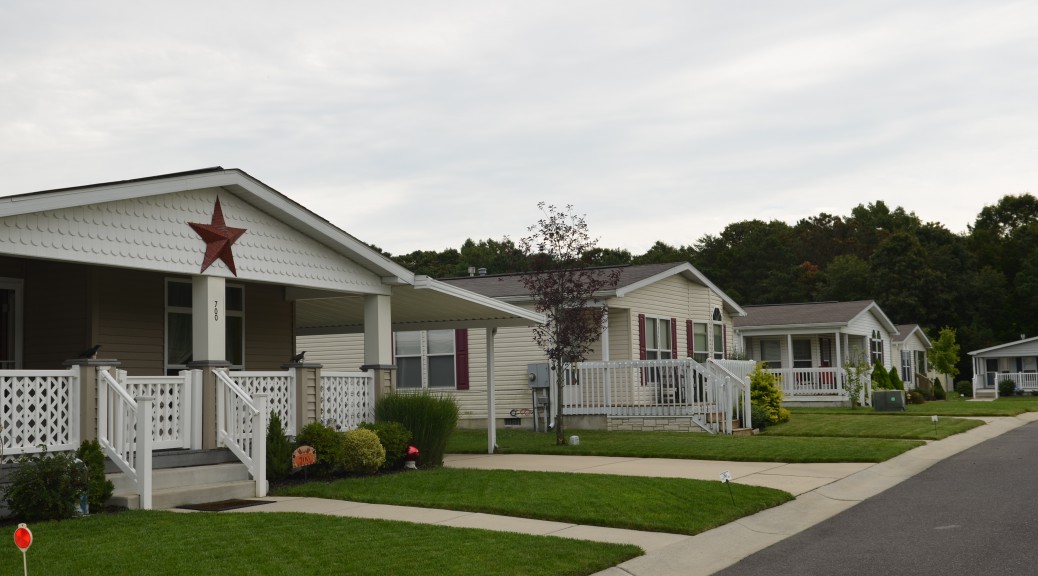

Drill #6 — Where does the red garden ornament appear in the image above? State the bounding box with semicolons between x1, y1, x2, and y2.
404;445;419;470
14;523;31;576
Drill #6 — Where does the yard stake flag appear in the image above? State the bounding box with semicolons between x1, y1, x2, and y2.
14;523;31;576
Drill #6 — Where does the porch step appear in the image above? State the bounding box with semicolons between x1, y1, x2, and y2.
108;463;258;510
731;427;754;436
973;388;997;400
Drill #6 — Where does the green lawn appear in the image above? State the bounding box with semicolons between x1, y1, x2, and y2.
2;511;640;576
763;413;984;439
447;428;924;463
274;467;793;535
792;396;1038;417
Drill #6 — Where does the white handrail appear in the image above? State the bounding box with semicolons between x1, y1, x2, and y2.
96;367;153;509
215;370;267;497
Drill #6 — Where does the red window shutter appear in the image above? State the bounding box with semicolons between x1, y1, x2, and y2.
455;329;469;390
686;320;694;358
637;314;646;360
670;318;678;358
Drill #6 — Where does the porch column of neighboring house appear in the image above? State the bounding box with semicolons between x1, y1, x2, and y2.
486;327;497;454
188;275;229;450
283;361;321;434
360;294;394;400
786;334;794;372
834;331;843;374
600;305;610;362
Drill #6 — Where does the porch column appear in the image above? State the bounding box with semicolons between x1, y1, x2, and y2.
63;359;121;444
360;294;395;400
834;331;843;371
786;334;794;371
189;275;230;450
487;327;497;454
283;361;322;434
600;306;610;362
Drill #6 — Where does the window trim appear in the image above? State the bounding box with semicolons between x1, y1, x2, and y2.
394;329;462;390
165;278;244;375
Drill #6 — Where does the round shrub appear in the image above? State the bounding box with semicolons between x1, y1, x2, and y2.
933;380;947;400
341;428;386;475
3;449;88;521
955;380;973;398
749;363;789;425
998;378;1017;398
359;421;412;470
295;421;345;476
908;390;926;404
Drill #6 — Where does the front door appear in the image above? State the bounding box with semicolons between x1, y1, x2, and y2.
986;359;999;387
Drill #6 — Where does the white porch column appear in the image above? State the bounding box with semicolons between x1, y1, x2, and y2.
835;331;843;370
786;334;794;371
192;275;226;362
601;306;610;361
362;294;395;399
487;327;498;454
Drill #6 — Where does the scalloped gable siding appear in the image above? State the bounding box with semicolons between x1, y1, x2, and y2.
0;189;385;293
607;274;733;360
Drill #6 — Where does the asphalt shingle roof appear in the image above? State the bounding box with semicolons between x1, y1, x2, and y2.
732;300;877;328
441;262;693;299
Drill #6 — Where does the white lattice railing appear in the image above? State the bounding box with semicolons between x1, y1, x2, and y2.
320;371;376;431
97;367;153;509
121;369;201;450
561;359;751;434
233;371;295;436
0;367;81;460
215;370;267;497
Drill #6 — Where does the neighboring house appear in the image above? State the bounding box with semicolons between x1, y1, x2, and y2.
0;167;541;507
968;335;1038;397
891;324;932;389
301;262;746;430
733;300;900;404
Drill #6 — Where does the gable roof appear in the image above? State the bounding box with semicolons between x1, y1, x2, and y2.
969;335;1038;356
893;324;933;348
733;300;898;334
440;262;745;315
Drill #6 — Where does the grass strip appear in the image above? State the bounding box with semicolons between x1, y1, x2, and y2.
1;510;640;576
447;428;923;463
763;413;983;439
792;397;1038;417
274;467;793;535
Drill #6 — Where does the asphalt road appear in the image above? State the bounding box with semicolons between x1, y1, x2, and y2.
715;421;1038;576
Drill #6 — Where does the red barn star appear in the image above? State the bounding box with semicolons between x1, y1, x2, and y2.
189;198;247;276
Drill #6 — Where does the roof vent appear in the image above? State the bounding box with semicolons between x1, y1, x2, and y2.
478;267;487;276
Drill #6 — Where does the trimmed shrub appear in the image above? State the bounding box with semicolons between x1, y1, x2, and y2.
887;369;905;391
341;428;386;475
266;411;295;481
955;380;973;398
295;421;344;476
75;439;114;511
908;390;926;404
998;378;1017;398
749;363;790;425
934;380;947;400
749;403;771;431
375;391;459;467
871;363;890;390
3;449;88;521
359;421;412;470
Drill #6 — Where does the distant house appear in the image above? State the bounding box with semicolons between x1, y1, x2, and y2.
301;262;745;430
891;324;932;389
968;336;1038;397
733;300;900;404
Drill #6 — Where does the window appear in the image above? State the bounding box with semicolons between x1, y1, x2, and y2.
870;330;884;365
692;323;708;363
0;278;23;370
792;340;812;368
760;340;781;369
711;308;724;359
819;338;833;367
644;317;672;360
165;279;243;375
395;330;459;389
901;350;912;381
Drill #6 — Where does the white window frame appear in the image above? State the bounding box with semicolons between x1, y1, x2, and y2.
395;330;456;389
644;316;672;360
692;322;708;363
870;330;884;365
792;339;812;368
165;279;244;375
711;308;724;359
760;339;782;369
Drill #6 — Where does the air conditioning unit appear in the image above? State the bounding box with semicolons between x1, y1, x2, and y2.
873;390;906;412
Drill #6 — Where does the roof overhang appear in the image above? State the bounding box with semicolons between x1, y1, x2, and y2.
969;335;1038;356
294;276;545;335
609;263;746;316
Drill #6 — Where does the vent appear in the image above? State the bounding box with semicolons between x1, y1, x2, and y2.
504;418;522;426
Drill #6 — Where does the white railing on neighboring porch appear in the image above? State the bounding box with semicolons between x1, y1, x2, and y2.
215;371;267;498
562;358;753;434
320;371;376;430
974;372;1038;398
0;367;81;459
97;368;154;509
767;368;844;397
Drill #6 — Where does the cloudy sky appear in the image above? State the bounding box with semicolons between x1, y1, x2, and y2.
2;1;1035;255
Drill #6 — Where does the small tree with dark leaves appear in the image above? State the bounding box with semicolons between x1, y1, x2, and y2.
519;203;621;445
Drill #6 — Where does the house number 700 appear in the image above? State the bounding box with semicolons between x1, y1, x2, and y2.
214;300;219;321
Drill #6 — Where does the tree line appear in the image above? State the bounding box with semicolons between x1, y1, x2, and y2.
382;194;1038;380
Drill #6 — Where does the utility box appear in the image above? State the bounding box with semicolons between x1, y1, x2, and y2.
873;390;906;412
528;363;551;389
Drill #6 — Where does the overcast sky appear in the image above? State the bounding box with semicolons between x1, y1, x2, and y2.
2;1;1035;255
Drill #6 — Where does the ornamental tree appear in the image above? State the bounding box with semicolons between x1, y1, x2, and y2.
519;203;621;445
930;326;961;390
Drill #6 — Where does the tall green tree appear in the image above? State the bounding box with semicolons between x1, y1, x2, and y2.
930;327;961;390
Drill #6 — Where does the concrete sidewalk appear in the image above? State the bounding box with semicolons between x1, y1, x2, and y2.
218;412;1037;575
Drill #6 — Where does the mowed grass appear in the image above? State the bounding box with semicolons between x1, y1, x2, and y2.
763;413;983;439
1;510;640;576
274;467;793;535
793;396;1038;417
447;428;923;463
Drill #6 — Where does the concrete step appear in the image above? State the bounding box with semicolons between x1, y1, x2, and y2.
109;463;258;510
731;427;755;436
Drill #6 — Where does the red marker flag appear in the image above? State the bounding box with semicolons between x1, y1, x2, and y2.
14;524;31;551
